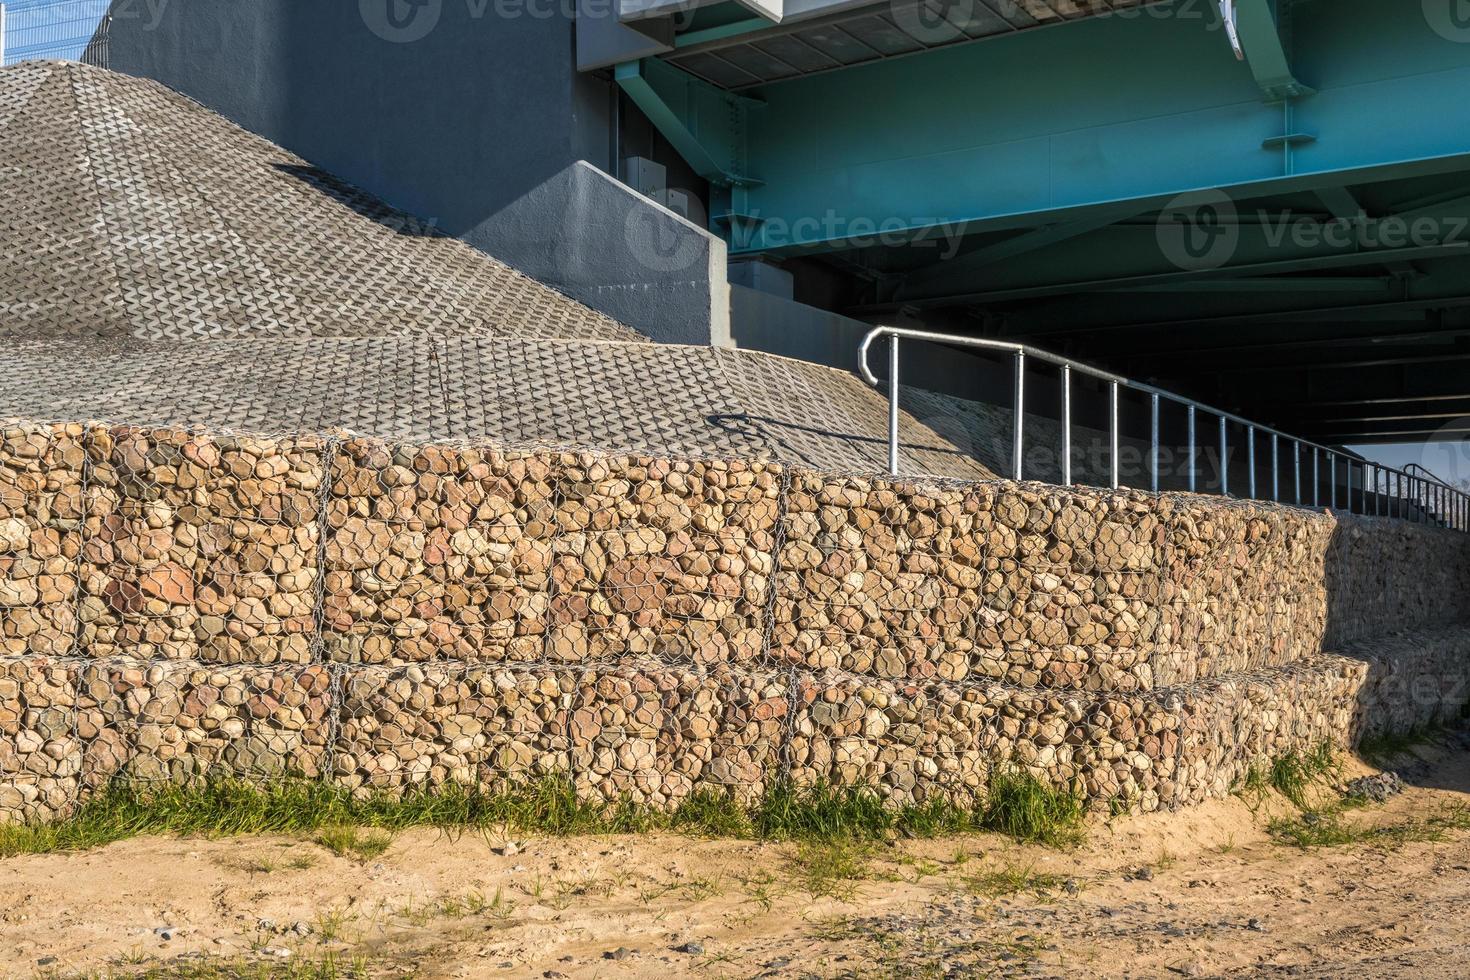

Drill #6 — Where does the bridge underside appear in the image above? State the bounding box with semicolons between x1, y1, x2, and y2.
615;0;1470;444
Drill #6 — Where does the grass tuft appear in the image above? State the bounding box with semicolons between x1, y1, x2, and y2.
790;838;874;899
963;861;1067;898
751;781;892;842
1268;744;1340;809
1235;743;1340;809
315;826;391;861
975;767;1086;847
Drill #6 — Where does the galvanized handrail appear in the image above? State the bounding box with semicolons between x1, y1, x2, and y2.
1404;462;1457;490
857;325;1469;531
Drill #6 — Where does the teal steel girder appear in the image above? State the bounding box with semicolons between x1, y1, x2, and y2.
614;57;764;228
627;0;1470;258
1231;0;1313;103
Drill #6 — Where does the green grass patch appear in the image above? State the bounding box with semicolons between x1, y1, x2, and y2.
0;767;1087;862
790;838;875;899
962;861;1068;898
1269;805;1470;850
50;950;375;979
1235;742;1341;809
975;767;1086;847
750;780;892;841
1268;743;1340;809
314;826;391;861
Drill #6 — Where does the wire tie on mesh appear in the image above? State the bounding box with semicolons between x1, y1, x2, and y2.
756;464;793;671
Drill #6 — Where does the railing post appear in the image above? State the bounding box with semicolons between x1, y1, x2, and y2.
1293;441;1301;505
1110;381;1120;490
1312;447;1319;507
1247;426;1256;499
1013;351;1026;482
887;335;900;477
1329;453;1337;509
1187;405;1197;493
1219;415;1228;496
1346;460;1354;514
1060;365;1072;485
1150;393;1160;493
1270;432;1279;502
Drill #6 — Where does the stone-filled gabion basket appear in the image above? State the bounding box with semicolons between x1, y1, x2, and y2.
1;420;1469;824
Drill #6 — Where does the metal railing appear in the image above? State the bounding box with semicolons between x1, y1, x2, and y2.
858;325;1470;531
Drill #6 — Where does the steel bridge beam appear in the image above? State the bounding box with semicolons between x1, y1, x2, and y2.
631;0;1470;258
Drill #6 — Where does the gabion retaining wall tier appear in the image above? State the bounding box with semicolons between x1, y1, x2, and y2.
0;420;1467;823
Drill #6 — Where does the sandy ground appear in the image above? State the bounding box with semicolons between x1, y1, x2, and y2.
5;743;1470;979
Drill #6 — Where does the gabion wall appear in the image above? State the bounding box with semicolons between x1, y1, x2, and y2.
2;422;1469;823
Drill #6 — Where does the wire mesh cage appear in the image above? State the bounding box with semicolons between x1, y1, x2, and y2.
2;419;1469;824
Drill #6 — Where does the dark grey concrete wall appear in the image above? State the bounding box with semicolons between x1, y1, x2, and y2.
102;0;724;345
492;162;728;346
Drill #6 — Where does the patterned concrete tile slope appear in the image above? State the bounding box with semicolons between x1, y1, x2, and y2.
0;60;638;345
0;61;996;479
0;339;996;479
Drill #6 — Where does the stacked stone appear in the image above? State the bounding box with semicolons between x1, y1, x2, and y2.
787;652;1372;814
1325;515;1470;646
546;452;780;667
1339;625;1470;737
79;427;323;664
0;657;79;822
771;473;1168;692
74;659;332;788
568;663;788;806
1154;496;1332;686
333;664;577;792
1165;656;1366;808
2;420;1469;824
0;423;85;656
324;439;558;664
788;672;991;807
